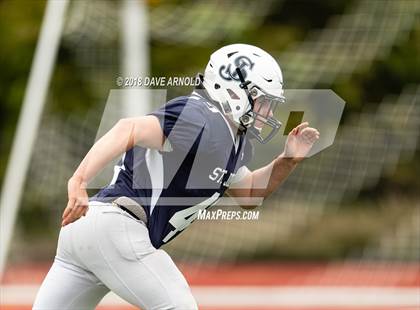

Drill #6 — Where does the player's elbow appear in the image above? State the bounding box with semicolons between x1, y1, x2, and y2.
240;196;264;210
235;195;264;210
227;188;264;210
240;190;266;209
240;203;259;210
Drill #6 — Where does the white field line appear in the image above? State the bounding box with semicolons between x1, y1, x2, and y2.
192;286;420;307
1;285;419;307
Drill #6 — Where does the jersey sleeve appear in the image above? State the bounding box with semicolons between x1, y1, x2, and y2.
149;97;208;152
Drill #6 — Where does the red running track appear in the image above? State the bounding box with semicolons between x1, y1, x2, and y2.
1;262;419;310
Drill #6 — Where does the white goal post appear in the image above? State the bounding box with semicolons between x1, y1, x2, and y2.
0;0;150;276
0;0;70;276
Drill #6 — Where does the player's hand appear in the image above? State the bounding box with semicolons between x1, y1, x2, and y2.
283;122;320;162
62;176;89;226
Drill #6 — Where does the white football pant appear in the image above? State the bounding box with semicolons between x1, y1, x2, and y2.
33;202;198;310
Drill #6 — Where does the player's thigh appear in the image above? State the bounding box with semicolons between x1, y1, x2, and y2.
101;249;197;310
142;249;197;310
33;257;109;310
94;211;197;309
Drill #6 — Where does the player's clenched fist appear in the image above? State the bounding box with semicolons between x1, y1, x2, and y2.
61;176;89;226
283;122;320;162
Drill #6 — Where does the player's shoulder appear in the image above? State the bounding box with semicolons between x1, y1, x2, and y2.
189;91;235;132
158;92;234;147
163;92;228;126
161;94;208;123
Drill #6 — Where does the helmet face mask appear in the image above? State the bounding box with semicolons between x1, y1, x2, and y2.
243;86;285;144
203;44;285;144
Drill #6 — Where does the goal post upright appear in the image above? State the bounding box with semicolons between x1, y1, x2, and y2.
0;0;69;276
121;0;150;118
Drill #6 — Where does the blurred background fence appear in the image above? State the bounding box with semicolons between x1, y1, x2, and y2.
0;0;419;270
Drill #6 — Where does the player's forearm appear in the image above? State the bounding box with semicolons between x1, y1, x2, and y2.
250;152;298;198
71;119;135;184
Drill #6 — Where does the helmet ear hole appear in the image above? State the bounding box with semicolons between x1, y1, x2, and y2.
236;106;241;111
214;83;220;89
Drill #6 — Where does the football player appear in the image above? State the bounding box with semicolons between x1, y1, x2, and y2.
33;44;319;310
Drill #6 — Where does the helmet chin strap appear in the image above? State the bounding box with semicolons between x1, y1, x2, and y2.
235;68;255;133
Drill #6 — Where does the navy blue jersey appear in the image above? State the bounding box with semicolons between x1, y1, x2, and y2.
93;91;253;248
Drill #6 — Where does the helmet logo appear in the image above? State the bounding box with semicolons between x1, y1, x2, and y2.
219;55;254;81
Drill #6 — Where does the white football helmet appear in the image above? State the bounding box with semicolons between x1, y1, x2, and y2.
203;43;285;143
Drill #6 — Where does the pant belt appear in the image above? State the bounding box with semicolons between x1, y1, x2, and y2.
112;196;148;224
